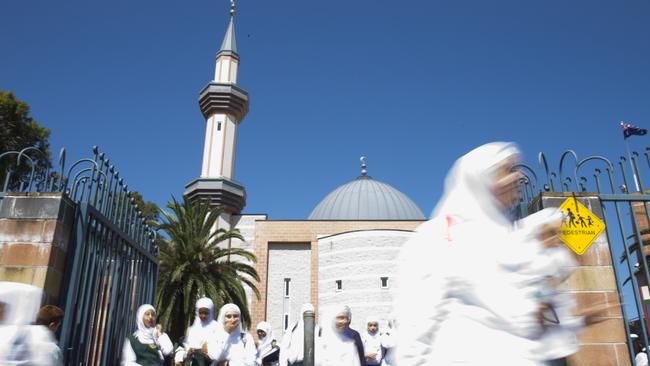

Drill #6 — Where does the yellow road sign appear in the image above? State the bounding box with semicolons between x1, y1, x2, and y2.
558;197;606;255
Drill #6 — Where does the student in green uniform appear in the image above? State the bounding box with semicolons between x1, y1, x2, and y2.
121;304;174;366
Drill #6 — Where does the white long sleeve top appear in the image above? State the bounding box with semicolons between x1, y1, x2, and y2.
207;330;257;366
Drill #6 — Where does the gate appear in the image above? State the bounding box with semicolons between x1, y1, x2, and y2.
0;146;159;365
515;147;650;363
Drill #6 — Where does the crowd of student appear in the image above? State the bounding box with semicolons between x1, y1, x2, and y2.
120;297;395;366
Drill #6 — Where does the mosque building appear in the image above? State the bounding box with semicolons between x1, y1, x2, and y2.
184;4;426;337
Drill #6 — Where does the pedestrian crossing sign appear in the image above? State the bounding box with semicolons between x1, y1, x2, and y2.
558;197;606;255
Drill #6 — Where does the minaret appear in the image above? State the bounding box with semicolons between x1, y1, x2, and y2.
185;0;249;225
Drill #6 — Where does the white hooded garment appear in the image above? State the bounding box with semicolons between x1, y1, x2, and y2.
256;321;278;365
316;305;361;366
207;303;256;366
121;304;173;366
187;297;220;349
361;315;382;366
176;297;221;364
379;318;397;366
394;142;545;366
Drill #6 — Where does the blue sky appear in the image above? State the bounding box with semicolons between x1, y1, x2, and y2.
3;0;650;325
2;0;649;219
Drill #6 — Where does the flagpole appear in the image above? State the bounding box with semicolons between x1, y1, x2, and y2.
623;121;641;192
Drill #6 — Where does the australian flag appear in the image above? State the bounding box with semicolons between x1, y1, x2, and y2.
621;122;647;139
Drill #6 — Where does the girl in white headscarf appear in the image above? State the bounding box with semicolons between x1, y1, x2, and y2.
206;303;256;366
361;315;382;366
176;297;220;365
255;321;279;366
121;304;174;366
316;305;366;366
395;142;547;366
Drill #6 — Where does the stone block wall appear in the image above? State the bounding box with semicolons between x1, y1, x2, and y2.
250;220;423;330
0;192;76;304
318;230;412;331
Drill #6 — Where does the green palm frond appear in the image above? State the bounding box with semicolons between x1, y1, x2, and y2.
154;196;260;340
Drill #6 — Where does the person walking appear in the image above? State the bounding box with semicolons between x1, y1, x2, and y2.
395;142;545;366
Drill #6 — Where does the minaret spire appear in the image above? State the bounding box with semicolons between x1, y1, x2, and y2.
185;1;250;217
220;0;238;56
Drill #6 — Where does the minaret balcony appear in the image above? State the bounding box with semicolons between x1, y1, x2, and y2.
198;82;249;122
184;177;246;214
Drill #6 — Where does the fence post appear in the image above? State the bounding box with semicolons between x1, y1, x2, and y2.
304;309;315;366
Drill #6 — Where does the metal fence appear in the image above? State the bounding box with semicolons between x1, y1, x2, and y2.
514;147;650;363
0;146;159;365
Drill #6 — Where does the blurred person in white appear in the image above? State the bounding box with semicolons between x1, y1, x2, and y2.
379;317;397;366
255;321;279;366
0;281;47;365
175;297;220;365
121;304;174;365
316;304;366;366
394;142;546;365
279;303;320;366
206;303;256;366
517;209;618;366
361;315;382;366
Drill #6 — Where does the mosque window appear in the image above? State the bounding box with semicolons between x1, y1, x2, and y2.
284;313;290;330
284;278;291;298
381;277;389;289
335;280;342;291
217;122;222;131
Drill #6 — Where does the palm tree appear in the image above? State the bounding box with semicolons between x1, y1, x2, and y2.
153;197;260;340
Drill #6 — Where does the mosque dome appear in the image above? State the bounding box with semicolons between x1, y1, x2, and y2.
308;158;425;220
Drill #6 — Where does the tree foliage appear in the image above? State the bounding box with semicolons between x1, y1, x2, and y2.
0;91;52;187
154;197;259;341
130;191;160;222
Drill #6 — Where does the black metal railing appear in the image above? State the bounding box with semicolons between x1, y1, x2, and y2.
0;146;159;365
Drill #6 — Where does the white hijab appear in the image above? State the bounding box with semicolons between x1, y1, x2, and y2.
256;321;276;352
318;305;360;366
134;304;158;344
431;142;520;225
213;303;247;363
217;303;242;337
186;297;219;349
363;315;381;339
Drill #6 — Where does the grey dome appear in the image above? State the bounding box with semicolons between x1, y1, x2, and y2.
308;176;425;220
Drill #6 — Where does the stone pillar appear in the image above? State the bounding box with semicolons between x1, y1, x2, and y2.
529;192;630;366
0;192;76;305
